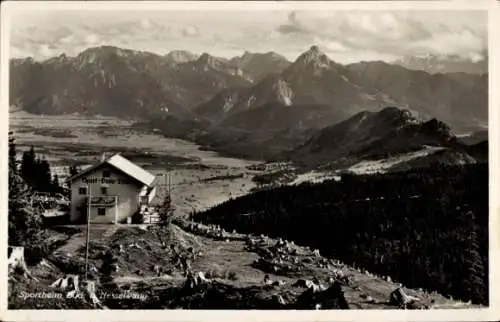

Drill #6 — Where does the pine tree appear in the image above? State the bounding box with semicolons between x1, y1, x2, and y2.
459;210;487;304
33;157;42;190
159;192;174;227
20;146;36;187
52;174;60;194
19;145;62;195
39;159;52;192
9;131;17;174
68;164;79;177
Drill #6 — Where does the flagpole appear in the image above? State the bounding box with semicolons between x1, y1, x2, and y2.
84;183;91;281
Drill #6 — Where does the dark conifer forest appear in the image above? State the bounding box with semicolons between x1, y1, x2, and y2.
19;145;63;195
194;163;489;305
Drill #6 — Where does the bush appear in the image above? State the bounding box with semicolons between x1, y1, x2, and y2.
204;268;238;281
227;271;238;281
159;194;174;227
131;211;144;224
8;168;49;265
24;243;50;266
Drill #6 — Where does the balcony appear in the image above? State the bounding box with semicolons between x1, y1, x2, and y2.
85;195;118;207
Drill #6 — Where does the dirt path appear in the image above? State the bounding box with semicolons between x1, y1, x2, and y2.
54;225;126;254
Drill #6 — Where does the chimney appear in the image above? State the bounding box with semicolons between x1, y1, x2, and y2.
100;152;107;162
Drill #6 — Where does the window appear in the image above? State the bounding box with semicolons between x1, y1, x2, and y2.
102;170;111;178
97;208;106;216
100;187;108;195
78;187;87;195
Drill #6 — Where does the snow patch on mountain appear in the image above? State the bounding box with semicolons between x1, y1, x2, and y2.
223;95;236;112
273;79;294;106
165;50;199;64
247;95;256;108
232;68;244;77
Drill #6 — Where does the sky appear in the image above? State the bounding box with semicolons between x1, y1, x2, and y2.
9;9;487;64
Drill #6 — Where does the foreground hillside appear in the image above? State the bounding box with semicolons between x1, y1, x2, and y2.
194;163;489;305
8;220;478;310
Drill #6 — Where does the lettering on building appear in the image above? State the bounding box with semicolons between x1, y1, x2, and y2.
82;177;132;185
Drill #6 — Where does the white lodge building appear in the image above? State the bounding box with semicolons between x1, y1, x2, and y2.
67;153;157;224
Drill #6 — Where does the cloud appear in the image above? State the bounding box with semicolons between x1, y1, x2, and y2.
276;12;308;35
85;34;100;45
8;9;487;63
140;18;153;30
59;34;77;45
37;44;53;58
181;26;200;38
410;29;485;56
276;10;487;60
320;39;351;53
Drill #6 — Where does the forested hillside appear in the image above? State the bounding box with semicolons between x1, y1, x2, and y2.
194;163;488;305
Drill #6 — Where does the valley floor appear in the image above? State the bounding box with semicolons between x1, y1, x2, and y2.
7;112;485;310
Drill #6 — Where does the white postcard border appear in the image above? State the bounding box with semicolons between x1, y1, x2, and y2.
0;1;498;321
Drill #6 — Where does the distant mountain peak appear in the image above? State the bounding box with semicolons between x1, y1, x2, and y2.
242;51;252;58
165;50;198;63
393;53;488;74
264;51;287;59
309;45;320;52
421;118;455;140
75;46;140;66
375;107;455;141
197;52;212;63
294;45;332;69
378;106;421;127
197;52;225;64
287;106;459;166
79;45;122;56
44;53;69;64
195;53;225;70
380;106;414;119
191;53;244;77
234;51;288;63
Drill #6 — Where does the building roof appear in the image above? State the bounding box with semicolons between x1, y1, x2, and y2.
66;153;156;187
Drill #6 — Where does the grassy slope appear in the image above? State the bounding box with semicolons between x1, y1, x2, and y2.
9;222;477;309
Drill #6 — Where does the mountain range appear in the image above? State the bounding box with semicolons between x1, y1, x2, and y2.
9;46;292;119
9;45;488;163
393;52;488;75
286;106;486;168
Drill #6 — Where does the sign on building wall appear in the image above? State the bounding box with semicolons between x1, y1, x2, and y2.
82;177;132;185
